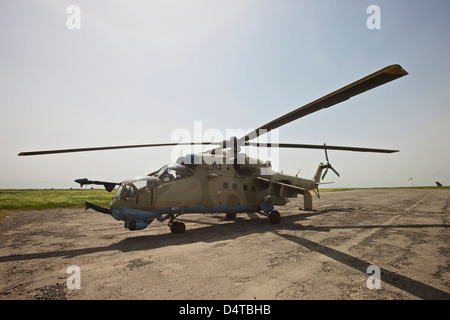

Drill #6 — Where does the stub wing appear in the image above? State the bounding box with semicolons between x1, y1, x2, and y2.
256;177;307;197
74;178;119;192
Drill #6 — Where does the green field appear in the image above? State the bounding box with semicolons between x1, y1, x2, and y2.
0;189;115;211
0;188;116;225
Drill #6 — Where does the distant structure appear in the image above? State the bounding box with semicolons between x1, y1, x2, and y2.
436;181;443;187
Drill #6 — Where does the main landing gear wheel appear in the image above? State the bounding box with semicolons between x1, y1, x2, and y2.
268;210;281;224
225;213;237;220
170;221;186;234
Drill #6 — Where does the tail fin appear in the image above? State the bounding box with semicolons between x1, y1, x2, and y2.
313;163;328;184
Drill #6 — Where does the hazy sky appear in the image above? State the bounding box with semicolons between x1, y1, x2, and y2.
1;0;449;189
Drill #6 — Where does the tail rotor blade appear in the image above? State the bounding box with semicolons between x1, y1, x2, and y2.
322;143;340;180
322;168;329;180
330;166;340;178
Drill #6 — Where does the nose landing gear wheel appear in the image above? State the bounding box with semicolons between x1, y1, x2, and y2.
170;221;186;234
268;210;281;224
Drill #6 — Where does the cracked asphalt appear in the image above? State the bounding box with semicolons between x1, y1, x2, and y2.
0;188;449;300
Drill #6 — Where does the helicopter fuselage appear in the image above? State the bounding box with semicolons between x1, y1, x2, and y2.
98;151;322;231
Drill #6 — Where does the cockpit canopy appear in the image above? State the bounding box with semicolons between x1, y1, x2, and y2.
149;164;194;183
113;164;194;202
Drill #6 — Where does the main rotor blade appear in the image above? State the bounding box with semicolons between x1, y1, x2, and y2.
247;142;399;153
18;142;221;156
324;143;330;163
19;65;407;157
238;64;408;144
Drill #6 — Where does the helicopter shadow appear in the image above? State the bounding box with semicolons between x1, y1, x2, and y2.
116;207;341;248
113;212;312;252
0;210;320;263
1;209;449;299
0;206;413;261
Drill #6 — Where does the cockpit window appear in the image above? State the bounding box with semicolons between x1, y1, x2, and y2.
122;185;136;199
114;184;124;201
151;164;193;183
114;184;136;201
154;165;167;178
131;176;157;191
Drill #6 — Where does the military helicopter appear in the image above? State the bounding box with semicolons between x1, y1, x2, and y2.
18;64;408;234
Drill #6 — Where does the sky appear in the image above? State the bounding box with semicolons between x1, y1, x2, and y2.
1;0;449;189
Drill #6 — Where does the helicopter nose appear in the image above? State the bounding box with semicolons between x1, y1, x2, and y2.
109;195;120;209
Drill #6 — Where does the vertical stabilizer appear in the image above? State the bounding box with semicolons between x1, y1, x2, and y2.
313;163;328;184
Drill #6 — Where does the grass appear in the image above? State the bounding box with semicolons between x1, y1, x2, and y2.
0;188;115;224
0;188;115;211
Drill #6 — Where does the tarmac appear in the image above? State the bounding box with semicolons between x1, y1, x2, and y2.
0;188;449;300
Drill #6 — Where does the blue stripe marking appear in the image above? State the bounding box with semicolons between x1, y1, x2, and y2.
110;204;266;230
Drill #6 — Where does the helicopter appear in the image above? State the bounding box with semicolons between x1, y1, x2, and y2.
18;64;408;234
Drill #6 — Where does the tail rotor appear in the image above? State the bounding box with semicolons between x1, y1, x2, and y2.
321;143;340;180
